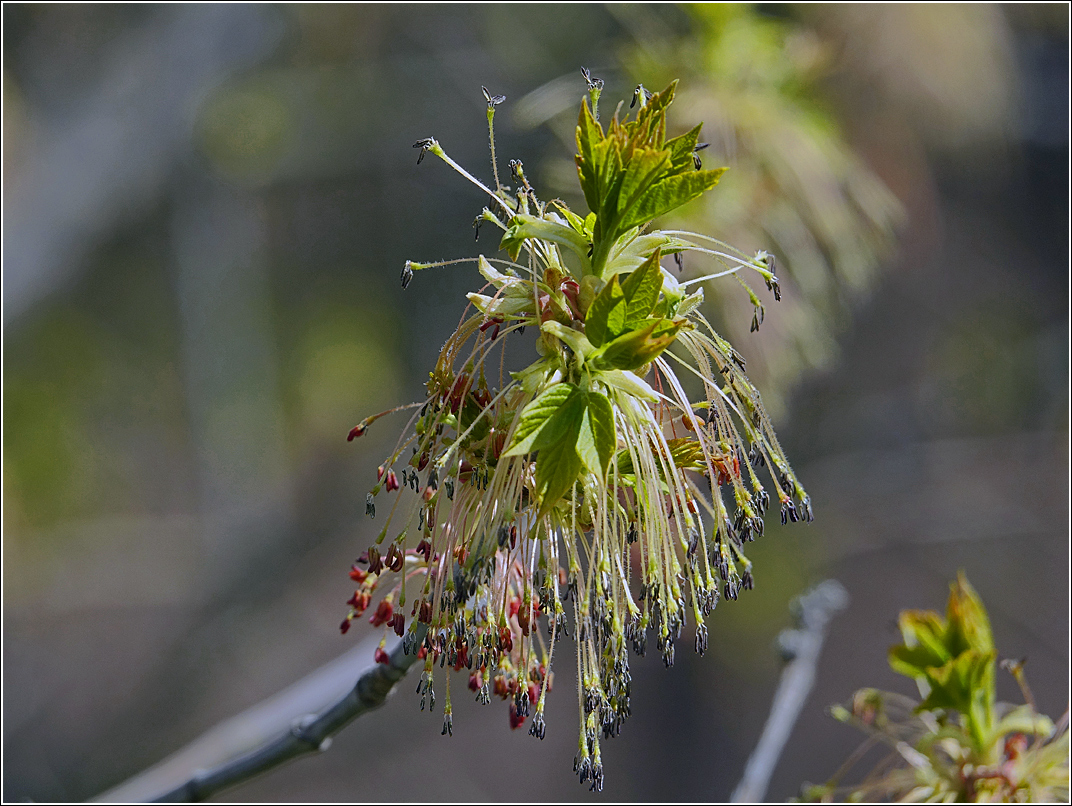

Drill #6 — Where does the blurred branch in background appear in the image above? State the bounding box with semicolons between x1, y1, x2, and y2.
95;627;426;803
732;580;849;803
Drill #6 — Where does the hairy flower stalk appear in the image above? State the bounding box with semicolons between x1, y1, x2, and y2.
342;75;811;790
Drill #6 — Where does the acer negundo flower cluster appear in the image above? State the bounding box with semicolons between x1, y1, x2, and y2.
342;73;811;790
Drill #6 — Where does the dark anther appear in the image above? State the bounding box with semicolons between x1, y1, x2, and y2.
473;215;483;241
751;306;764;333
627;522;638;544
445;478;455;500
509;159;523;183
428;466;439;490
580;67;604;91
695;624;708;655
497;524;510;548
529;711;546;740
742;570;755;590
442;713;453;737
692;141;709;171
413;137;435;165
401;261;414;289
366;492;376;518
798;495;814;523
630;84;649;109
673;251;683;272
482;86;506;108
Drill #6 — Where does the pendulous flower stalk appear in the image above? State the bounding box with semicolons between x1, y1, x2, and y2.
342;73;812;790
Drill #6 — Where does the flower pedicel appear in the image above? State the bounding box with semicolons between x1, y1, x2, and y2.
342;72;812;791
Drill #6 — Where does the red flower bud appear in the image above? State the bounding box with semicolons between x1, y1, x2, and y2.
385;469;400;493
348;564;368;583
369;599;394;627
347;423;367;441
340;618;352;634
374;646;390;665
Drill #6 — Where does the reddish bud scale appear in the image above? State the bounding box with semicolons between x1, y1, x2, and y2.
347;424;366;441
348;564;368;583
416;645;428;660
374;646;390;664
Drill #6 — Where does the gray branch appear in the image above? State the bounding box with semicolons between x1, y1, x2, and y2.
731;580;849;803
96;625;427;803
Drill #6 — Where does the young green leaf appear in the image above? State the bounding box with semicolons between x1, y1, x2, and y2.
592;317;682;371
503;383;582;457
535;427;583;514
618;168;727;234
620;248;664;325
576;391;616;479
584;274;627;348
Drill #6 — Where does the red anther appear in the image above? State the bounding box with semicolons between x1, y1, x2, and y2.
418;601;433;623
686;497;698;515
369;599;394;627
517;603;531;635
348;564;368;583
509;597;522;619
479;316;504;333
417;452;430;471
416;539;432;562
468;670;483;692
385;469;400;492
347;424;367;441
377;465;385;481
453;645;469;671
499;625;513;652
346;591;371;615
453;545;468;564
340;618;352;634
422;485;435;503
416;645;428;660
374;646;390;665
510;525;517;549
366;546;384;575
509;705;526;730
391;612;405;637
528;681;539;705
459;461;473;481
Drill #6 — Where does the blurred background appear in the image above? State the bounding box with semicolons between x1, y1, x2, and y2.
3;4;1067;801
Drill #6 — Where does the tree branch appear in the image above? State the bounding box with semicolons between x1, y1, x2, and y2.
731;580;849;803
96;625;427;803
